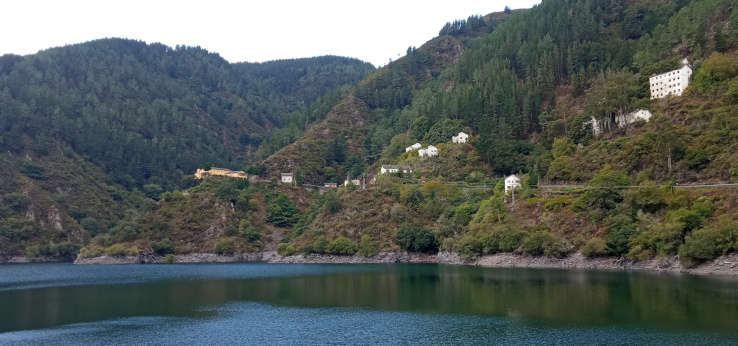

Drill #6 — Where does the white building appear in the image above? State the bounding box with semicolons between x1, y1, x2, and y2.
281;173;293;184
616;109;652;127
380;165;412;174
504;174;521;193
583;109;654;136
649;58;692;99
344;179;361;186
583;117;605;136
405;143;422;152
418;145;438;158
452;132;469;144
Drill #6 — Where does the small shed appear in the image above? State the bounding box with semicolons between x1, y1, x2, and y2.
281;173;294;184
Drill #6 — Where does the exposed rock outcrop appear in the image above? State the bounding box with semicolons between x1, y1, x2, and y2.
70;251;738;276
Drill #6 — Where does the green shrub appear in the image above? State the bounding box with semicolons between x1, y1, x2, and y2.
457;235;483;258
164;254;176;263
277;243;297;256
80;217;103;237
79;247;105;258
265;192;298;227
627;222;682;259
327;237;357;255
358;235;378;257
4;193;28;211
520;231;551;256
692;52;738;92
151;239;175;255
323;190;343;214
520;231;569;257
248;199;260;211
453;202;477;226
395;223;438;253
581;238;608;258
25;245;40;258
213;237;235;255
493;224;528;253
240;220;261;243
627;180;666;213
313;236;328;254
680;218;738;267
106;244;129;257
543;195;572;211
52;242;82;258
300;244;316;255
685;148;709;169
605;215;638;256
577;165;630;212
20;160;45;180
679;228;721;268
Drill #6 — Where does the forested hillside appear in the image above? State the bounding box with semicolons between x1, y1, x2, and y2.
0;38;374;258
4;0;738;266
0;39;374;187
267;0;738;267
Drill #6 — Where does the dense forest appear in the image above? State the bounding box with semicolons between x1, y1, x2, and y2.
3;0;738;267
0;39;374;188
0;39;374;256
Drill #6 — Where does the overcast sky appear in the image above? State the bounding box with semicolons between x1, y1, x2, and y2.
2;1;540;67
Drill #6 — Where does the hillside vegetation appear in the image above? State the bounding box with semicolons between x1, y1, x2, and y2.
0;39;374;259
4;1;738;268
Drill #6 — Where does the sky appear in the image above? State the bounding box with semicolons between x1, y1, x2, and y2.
2;1;540;67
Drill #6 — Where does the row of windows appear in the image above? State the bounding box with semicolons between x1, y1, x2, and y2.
651;90;683;98
650;69;690;81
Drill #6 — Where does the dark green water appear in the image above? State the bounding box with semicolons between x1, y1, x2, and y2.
1;263;738;345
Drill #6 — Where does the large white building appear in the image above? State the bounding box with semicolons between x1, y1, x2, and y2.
650;59;692;99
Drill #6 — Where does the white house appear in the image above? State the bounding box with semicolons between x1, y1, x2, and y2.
616;109;652;127
419;145;438;158
281;173;293;184
344;179;361;186
504;174;521;193
405;143;422;152
452;132;469;144
583;117;605;136
649;58;692;99
584;109;654;136
380;165;412;174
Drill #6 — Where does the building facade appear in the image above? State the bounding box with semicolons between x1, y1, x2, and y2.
419;145;438;158
195;167;248;180
650;59;692;99
504;174;521;193
405;143;422;152
380;165;412;174
452;132;468;143
281;173;294;184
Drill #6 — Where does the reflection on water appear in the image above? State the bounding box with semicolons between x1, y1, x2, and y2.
1;263;738;342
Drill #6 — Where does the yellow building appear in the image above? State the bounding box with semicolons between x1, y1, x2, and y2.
195;167;248;180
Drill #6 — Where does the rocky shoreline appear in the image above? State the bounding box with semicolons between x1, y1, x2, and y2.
65;251;738;276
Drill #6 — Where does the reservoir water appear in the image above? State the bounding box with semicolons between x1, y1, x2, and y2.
1;263;738;344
